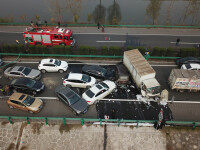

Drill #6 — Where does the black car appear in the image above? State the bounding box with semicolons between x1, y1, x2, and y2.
10;78;45;95
176;57;200;67
55;85;88;115
81;65;115;80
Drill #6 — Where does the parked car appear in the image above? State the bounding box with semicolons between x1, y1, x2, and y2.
82;80;116;105
115;63;130;85
55;85;88;115
181;63;200;70
176;57;200;67
10;78;45;95
4;66;41;80
63;73;96;88
7;92;43;113
38;58;68;73
82;65;115;80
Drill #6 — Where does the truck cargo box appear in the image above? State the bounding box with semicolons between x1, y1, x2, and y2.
123;49;156;88
168;69;200;91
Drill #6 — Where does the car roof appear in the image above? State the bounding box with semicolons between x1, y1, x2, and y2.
66;73;83;80
9;92;27;102
189;63;200;68
12;66;25;72
40;59;55;64
13;78;32;85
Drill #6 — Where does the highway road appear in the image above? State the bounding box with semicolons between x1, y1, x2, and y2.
0;60;200;122
0;26;200;48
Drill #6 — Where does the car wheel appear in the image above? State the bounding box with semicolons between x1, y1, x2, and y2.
41;69;46;73
67;84;72;88
29;110;33;114
86;86;91;89
32;91;37;95
13;89;17;93
9;105;13;109
59;69;64;73
73;111;78;116
9;77;13;80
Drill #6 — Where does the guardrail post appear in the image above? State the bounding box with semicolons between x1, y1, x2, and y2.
81;119;84;126
100;119;102;127
8;117;13;124
136;120;139;128
63;118;66;125
26;117;30;124
118;119;121;127
45;117;48;125
193;122;196;129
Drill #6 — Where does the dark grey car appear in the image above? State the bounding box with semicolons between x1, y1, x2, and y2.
55;85;88;115
4;66;41;80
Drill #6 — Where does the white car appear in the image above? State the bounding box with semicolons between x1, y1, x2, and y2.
82;80;116;105
181;63;200;70
63;73;96;88
38;59;68;73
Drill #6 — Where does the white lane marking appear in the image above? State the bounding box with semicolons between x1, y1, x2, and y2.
75;33;200;36
4;61;177;66
0;31;23;34
170;42;200;45
151;65;177;67
1;30;200;36
1;96;200;104
96;41;126;43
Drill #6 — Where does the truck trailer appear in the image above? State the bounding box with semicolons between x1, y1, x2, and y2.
168;69;200;92
123;49;160;97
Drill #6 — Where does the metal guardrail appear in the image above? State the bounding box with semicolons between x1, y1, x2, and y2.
0;53;182;60
0;116;199;129
0;22;200;28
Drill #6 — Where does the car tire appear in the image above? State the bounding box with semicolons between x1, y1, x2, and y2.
29;110;33;114
41;69;46;73
9;105;13;109
73;110;78;116
59;69;64;73
32;91;37;95
67;84;72;88
86;86;91;89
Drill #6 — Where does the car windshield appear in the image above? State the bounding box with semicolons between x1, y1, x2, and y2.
22;67;31;75
25;80;36;88
85;89;95;98
82;74;91;82
99;82;109;89
147;86;160;94
22;96;35;106
185;64;191;69
69;35;73;40
54;59;61;66
101;68;107;77
67;91;80;105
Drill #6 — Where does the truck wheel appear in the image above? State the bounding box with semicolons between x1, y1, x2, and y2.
32;91;37;95
59;69;64;73
60;43;66;46
41;69;46;73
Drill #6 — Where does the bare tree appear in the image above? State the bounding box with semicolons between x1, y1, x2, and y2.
65;0;82;23
165;0;175;25
146;0;162;25
47;0;64;23
93;2;106;24
107;0;121;25
20;15;27;22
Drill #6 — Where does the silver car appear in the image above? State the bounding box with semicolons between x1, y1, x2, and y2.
4;66;41;80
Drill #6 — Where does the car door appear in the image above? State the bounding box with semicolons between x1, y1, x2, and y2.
95;89;107;100
10;100;26;110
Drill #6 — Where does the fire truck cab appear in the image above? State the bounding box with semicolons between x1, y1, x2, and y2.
23;26;75;46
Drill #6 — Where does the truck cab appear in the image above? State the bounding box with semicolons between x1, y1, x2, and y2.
141;78;160;97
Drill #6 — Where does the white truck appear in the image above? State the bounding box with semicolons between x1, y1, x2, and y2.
123;49;160;97
168;69;200;92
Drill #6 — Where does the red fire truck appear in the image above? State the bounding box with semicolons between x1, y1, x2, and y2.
23;26;75;46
